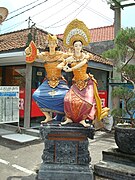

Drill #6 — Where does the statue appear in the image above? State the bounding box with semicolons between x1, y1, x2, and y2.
25;34;69;123
57;19;110;127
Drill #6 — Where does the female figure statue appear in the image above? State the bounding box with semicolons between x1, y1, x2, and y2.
57;19;109;127
25;34;69;123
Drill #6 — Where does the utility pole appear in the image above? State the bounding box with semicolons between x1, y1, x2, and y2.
114;6;121;38
111;2;122;82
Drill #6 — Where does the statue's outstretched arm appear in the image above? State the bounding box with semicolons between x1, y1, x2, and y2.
57;52;73;70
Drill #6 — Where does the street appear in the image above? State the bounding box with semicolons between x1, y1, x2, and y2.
0;136;43;180
0;130;116;180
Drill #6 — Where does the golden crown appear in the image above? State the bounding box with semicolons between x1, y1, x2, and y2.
63;19;91;48
47;34;58;43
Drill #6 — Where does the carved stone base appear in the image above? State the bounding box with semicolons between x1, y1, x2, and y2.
37;163;93;180
37;121;94;180
94;148;135;180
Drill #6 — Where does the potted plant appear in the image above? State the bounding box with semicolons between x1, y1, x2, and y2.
103;27;135;154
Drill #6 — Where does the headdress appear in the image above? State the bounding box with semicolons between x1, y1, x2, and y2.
47;34;58;43
63;19;90;48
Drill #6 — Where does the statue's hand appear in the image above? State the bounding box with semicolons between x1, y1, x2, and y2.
65;56;74;63
25;47;31;55
25;41;37;63
63;66;72;72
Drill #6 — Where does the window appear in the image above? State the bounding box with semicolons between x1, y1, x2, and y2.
1;66;26;88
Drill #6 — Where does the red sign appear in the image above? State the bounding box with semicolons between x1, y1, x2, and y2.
98;90;108;107
19;89;44;118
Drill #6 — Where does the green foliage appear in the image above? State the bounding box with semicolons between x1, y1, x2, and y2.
102;27;135;61
103;27;135;126
127;98;135;113
111;108;126;119
112;86;133;100
115;27;135;50
111;86;135;126
122;64;135;83
102;48;118;59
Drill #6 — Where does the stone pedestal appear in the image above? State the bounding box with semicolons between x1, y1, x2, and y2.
94;148;135;180
37;121;95;180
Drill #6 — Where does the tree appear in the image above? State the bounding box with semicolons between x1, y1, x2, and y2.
102;27;135;127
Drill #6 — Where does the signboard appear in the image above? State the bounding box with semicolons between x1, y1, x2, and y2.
98;90;108;107
0;86;19;124
19;88;44;118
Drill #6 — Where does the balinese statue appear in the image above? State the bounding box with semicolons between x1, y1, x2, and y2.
25;34;69;123
57;19;110;127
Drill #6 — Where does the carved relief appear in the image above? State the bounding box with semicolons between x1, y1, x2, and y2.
55;141;78;164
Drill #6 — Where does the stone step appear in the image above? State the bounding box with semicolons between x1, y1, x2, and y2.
1;133;40;143
94;161;135;180
37;163;93;180
0;123;40;137
22;128;40;137
102;148;135;167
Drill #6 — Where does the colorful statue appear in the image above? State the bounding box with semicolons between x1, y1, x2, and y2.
57;19;110;127
25;34;69;123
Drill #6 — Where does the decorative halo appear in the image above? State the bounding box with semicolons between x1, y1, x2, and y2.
63;19;90;48
0;7;8;24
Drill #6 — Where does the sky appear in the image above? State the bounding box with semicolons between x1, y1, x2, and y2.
0;0;135;35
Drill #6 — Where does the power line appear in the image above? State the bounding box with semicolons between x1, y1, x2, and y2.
9;0;42;14
1;17;35;34
37;0;90;30
37;0;77;24
73;0;92;19
1;0;63;33
37;0;112;31
1;0;113;34
43;0;91;29
5;0;48;22
72;0;113;22
1;21;26;33
31;0;64;18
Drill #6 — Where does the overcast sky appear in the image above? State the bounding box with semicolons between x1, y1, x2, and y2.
0;0;135;35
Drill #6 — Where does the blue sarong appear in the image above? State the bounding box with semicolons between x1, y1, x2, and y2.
32;79;69;114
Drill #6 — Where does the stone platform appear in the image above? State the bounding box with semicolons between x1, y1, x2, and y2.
36;121;95;180
94;148;135;180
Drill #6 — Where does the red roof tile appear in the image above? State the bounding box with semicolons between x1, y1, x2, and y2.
57;25;114;43
90;25;114;42
0;28;64;52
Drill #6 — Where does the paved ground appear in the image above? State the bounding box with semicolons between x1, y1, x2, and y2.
0;128;116;180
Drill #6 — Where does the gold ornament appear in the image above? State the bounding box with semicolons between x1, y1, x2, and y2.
63;19;90;48
47;34;58;43
25;41;37;63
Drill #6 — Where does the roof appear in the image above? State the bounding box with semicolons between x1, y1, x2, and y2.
90;25;114;42
0;28;64;52
90;53;113;66
0;27;113;66
0;28;46;52
57;25;114;43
